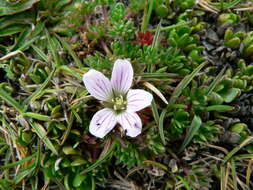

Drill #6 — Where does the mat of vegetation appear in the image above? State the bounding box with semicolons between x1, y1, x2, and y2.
0;0;253;189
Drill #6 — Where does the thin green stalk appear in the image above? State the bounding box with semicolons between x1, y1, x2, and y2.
150;21;192;32
141;0;154;32
0;88;24;114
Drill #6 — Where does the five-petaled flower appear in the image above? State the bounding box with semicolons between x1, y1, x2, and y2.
83;59;153;138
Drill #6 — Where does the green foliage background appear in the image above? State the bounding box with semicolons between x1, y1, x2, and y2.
0;0;253;189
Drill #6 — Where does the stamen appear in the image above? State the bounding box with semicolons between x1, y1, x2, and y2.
111;95;127;111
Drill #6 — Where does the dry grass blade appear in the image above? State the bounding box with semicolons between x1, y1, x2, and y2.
0;50;25;62
230;159;238;190
143;160;168;171
199;142;229;154
223;136;253;163
197;0;219;14
143;81;168;104
246;158;253;187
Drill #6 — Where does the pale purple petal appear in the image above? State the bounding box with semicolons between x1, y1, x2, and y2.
117;112;142;137
83;69;112;101
127;89;153;112
89;108;117;138
111;59;133;94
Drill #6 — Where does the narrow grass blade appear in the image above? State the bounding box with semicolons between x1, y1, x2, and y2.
168;62;207;108
176;176;192;190
143;160;168;171
55;34;83;68
14;164;36;184
61;112;74;145
30;122;58;155
57;65;83;80
223;0;241;9
23;112;51;121
151;21;192;32
206;67;226;95
137;73;180;78
151;100;159;125
223;136;253;163
158;109;167;145
45;30;60;67
151;20;162;51
31;44;49;62
0;88;24;114
23;67;55;105
81;140;118;174
0;152;37;170
179;115;202;153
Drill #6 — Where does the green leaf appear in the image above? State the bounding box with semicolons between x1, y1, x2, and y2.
30;122;58;155
0;24;24;37
0;153;37;170
46;30;60;67
0;11;34;29
223;136;253;163
206;67;226;96
0;88;24;114
23;67;56;105
158;109;167;145
31;44;49;63
219;88;240;103
176;176;192;190
14;164;36;184
141;0;154;32
23;112;51;121
73;174;87;187
81;140;118;174
206;105;234;112
179;115;202;153
55;34;83;68
0;0;40;16
151;100;159;125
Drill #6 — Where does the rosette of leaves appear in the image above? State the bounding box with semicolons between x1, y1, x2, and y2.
42;151;107;190
165;24;205;74
172;0;195;10
217;13;239;25
170;107;190;136
212;78;241;104
108;2;135;40
242;31;253;58
153;0;171;18
115;142;146;169
224;28;244;48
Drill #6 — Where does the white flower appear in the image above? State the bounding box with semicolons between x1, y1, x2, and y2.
83;59;153;138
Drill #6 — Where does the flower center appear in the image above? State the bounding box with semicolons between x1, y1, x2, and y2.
112;95;127;111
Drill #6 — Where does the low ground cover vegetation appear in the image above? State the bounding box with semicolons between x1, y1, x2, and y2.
0;0;253;189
